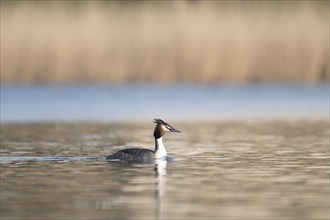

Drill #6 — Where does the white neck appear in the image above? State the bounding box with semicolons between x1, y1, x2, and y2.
155;137;167;158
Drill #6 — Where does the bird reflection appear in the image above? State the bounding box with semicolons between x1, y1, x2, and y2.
155;158;167;220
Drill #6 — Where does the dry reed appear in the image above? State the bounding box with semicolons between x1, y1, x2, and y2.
1;1;329;84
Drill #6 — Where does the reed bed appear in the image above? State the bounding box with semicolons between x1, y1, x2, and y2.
1;1;329;84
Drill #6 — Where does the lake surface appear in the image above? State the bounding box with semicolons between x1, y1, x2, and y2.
1;85;329;122
1;120;329;220
0;85;329;219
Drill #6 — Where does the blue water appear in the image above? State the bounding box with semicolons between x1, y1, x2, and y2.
1;85;329;122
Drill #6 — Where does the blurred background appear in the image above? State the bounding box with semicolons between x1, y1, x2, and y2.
1;1;329;84
0;1;329;122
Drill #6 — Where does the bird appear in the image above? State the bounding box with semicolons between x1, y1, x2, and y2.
106;119;181;163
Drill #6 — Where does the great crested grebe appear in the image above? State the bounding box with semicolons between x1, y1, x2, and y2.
106;119;181;162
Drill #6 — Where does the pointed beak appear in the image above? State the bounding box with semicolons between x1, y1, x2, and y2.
169;127;181;133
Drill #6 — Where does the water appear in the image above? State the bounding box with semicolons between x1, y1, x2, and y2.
1;85;329;219
1;85;329;122
1;121;329;219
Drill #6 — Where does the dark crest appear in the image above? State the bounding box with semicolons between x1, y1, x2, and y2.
153;118;168;126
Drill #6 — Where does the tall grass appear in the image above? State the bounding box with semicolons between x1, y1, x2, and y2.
1;1;329;84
